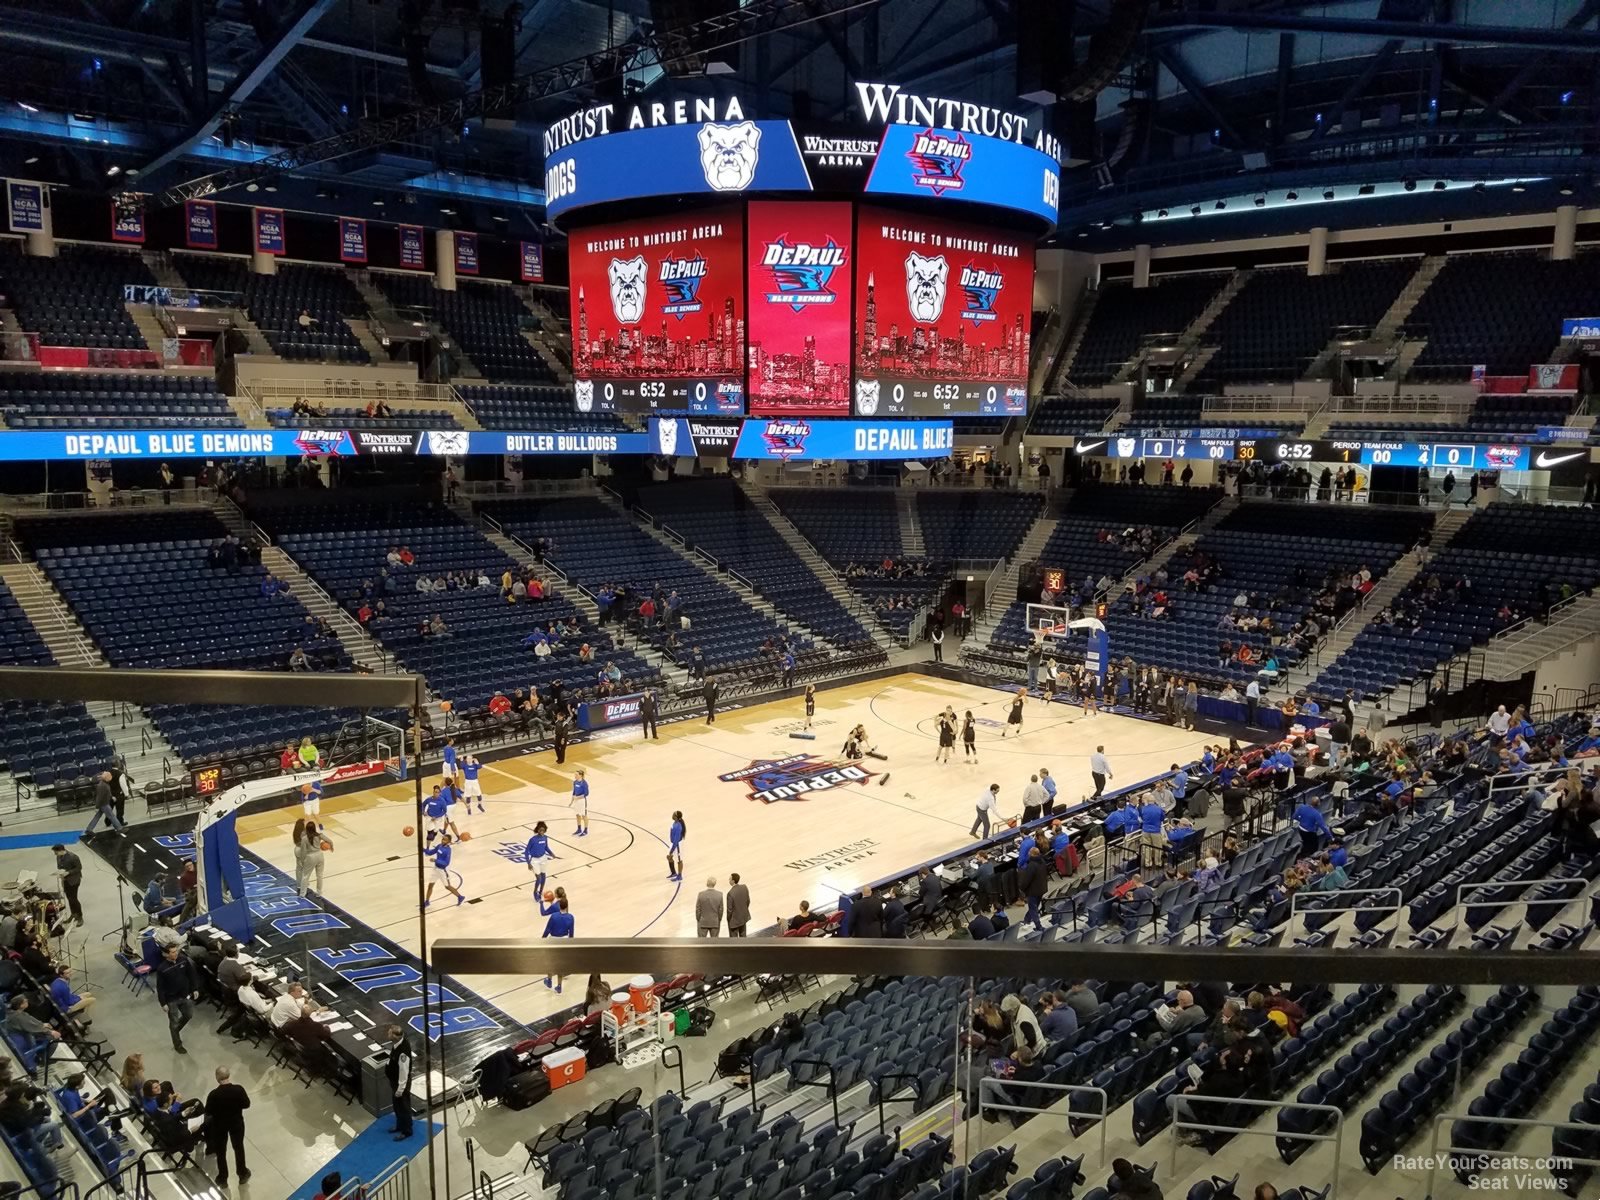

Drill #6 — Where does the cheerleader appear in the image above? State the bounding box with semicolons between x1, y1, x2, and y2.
1003;688;1025;737
803;684;816;730
962;710;978;762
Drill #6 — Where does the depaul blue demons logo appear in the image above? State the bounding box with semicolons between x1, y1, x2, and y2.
719;754;875;804
293;429;355;457
760;419;811;460
762;239;845;312
960;265;1003;324
907;128;971;195
660;255;706;320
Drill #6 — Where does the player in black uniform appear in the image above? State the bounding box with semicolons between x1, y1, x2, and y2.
962;711;978;762
935;712;956;763
803;684;816;730
1003;688;1025;737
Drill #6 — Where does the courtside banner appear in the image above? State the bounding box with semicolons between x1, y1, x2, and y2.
576;693;644;731
6;180;44;232
254;207;286;255
399;224;427;269
110;196;145;244
185;199;218;249
339;217;368;264
520;241;544;283
731;418;954;461
455;231;479;275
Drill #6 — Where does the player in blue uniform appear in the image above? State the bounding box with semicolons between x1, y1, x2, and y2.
525;820;560;895
460;755;485;814
667;810;686;881
571;768;590;837
423;834;466;908
441;737;458;783
538;885;573;991
422;785;456;846
301;776;323;819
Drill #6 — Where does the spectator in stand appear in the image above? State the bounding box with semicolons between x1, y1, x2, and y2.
1038;991;1078;1042
49;966;93;1020
288;646;310;671
487;692;512;719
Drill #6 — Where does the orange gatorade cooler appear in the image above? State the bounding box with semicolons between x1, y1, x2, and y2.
628;974;654;1011
542;1046;587;1088
608;992;632;1024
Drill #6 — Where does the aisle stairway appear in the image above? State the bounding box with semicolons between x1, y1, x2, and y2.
0;562;181;773
1111;493;1238;597
739;481;899;652
462;497;694;690
895;490;927;557
969;510;1059;645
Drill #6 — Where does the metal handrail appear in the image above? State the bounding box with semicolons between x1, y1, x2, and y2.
876;1070;921;1136
1451;876;1589;932
1167;1094;1344;1197
660;1044;686;1099
976;1075;1110;1170
1287;886;1405;944
790;1058;842;1127
1422;1111;1600;1199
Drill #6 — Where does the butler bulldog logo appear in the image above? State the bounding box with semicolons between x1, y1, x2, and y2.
425;430;470;456
719;754;874;804
855;379;880;416
658;418;680;456
905;252;949;323
698;121;761;191
1116;437;1136;457
574;380;595;412
607;255;647;324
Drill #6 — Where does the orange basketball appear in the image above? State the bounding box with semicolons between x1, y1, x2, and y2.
439;700;454;714
543;890;555;903
320;840;333;852
458;831;472;841
402;825;415;837
1006;817;1020;829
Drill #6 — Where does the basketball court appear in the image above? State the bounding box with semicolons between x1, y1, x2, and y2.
234;671;1213;1026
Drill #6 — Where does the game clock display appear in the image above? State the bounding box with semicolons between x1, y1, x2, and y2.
192;765;223;797
567;207;746;414
852;207;1032;417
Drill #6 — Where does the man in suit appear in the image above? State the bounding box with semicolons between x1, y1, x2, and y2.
696;877;724;937
385;1024;414;1140
725;873;751;937
852;884;884;938
203;1066;251;1185
639;689;660;740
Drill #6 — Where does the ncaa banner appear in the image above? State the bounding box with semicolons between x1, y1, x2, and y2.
455;231;479;276
6;180;45;233
254;207;286;255
398;224;427;269
339;217;368;264
185;199;219;249
520;241;544;283
110;196;145;244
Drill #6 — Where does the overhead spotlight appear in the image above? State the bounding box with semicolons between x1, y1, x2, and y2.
1075;230;1088;237
1403;179;1416;192
1190;205;1202;216
1511;182;1527;192
1285;191;1298;201
1559;184;1575;196
245;182;259;192
1253;195;1265;207
1322;189;1335;200
439;206;456;215
372;198;385;207
1156;208;1168;218
493;214;509;222
314;186;329;199
17;102;38;114
105;165;120;177
1433;180;1446;190
264;185;277;193
1358;183;1376;195
23;156;38;165
1214;199;1226;210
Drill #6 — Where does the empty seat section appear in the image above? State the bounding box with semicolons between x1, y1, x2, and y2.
0;241;155;349
1068;274;1229;386
0;370;237;429
175;255;372;363
370;273;556;383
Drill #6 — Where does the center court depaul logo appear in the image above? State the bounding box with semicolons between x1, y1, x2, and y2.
719;753;875;804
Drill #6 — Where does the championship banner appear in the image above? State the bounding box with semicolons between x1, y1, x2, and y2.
185;199;218;249
254;207;286;255
520;240;544;283
6;180;45;233
338;216;368;264
455;231;479;276
398;224;427;269
110;196;145;244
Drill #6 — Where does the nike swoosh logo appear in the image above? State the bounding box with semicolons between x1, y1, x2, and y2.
1076;441;1106;455
1535;450;1586;467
